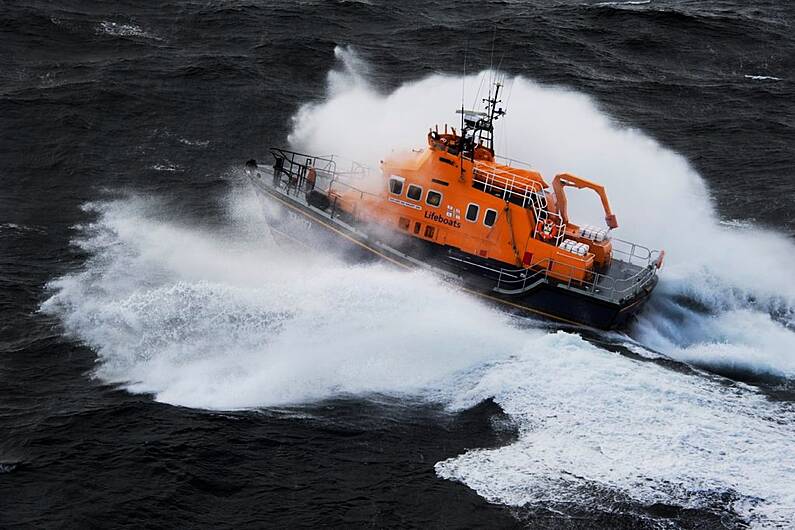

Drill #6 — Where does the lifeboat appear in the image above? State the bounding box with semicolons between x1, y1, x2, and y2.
244;83;663;329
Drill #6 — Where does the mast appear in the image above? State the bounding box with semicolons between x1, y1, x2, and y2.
480;81;505;152
455;79;506;160
486;82;505;127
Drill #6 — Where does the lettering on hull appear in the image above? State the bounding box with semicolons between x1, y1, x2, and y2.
425;210;461;228
388;197;422;210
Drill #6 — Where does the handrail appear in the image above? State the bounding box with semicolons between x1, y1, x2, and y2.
451;247;657;301
270;147;376;200
495;155;534;170
270;147;336;167
472;164;567;246
610;238;660;269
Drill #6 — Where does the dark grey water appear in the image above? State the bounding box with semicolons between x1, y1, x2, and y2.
2;1;794;528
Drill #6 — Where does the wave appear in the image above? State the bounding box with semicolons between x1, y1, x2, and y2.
95;21;161;41
178;137;210;147
151;163;181;172
593;0;651;6
0;223;45;234
744;74;782;81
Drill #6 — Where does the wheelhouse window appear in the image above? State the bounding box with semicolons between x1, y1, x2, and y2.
465;203;479;222
484;208;498;227
389;176;404;195
426;190;442;207
407;184;422;201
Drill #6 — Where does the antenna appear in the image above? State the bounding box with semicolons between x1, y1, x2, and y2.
487;25;497;110
460;38;468;182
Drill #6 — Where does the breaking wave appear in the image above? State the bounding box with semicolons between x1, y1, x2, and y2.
41;197;524;410
41;46;795;526
95;21;161;41
744;74;782;81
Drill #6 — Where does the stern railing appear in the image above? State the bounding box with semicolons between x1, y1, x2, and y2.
451;244;660;302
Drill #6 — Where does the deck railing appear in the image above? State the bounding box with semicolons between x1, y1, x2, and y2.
472;164;567;247
269;148;372;197
449;245;659;302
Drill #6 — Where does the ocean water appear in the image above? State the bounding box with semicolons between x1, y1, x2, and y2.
2;1;794;528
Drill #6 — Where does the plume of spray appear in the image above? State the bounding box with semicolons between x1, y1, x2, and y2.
41;197;526;410
289;46;795;379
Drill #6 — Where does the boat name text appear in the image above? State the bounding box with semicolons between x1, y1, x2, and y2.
388;197;422;210
425;211;461;228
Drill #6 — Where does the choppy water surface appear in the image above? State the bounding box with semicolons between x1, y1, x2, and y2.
2;1;794;528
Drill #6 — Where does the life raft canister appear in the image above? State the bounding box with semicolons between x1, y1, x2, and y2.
536;218;558;241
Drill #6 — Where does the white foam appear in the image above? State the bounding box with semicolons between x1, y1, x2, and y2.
744;75;782;81
594;0;652;6
96;21;161;41
437;331;795;526
42;198;525;409
151;163;180;172
179;137;210;147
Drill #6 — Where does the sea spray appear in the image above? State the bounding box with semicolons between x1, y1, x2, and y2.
42;198;524;409
289;46;795;378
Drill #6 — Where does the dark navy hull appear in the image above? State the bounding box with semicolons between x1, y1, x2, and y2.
248;173;657;330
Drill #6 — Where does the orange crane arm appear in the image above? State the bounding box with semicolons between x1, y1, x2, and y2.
552;173;618;229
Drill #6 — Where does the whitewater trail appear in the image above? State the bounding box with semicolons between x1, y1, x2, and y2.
41;47;795;526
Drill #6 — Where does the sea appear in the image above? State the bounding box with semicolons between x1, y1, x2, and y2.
2;1;794;528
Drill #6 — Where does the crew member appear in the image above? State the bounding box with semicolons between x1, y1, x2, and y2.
306;162;317;191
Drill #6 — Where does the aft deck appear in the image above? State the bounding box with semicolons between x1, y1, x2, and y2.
487;238;660;305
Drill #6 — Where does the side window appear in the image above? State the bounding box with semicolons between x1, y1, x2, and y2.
407;184;422;201
426;190;442;207
389;176;404;195
484;208;498;227
465;203;479;222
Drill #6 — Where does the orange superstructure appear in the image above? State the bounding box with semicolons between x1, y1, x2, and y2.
326;84;620;286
